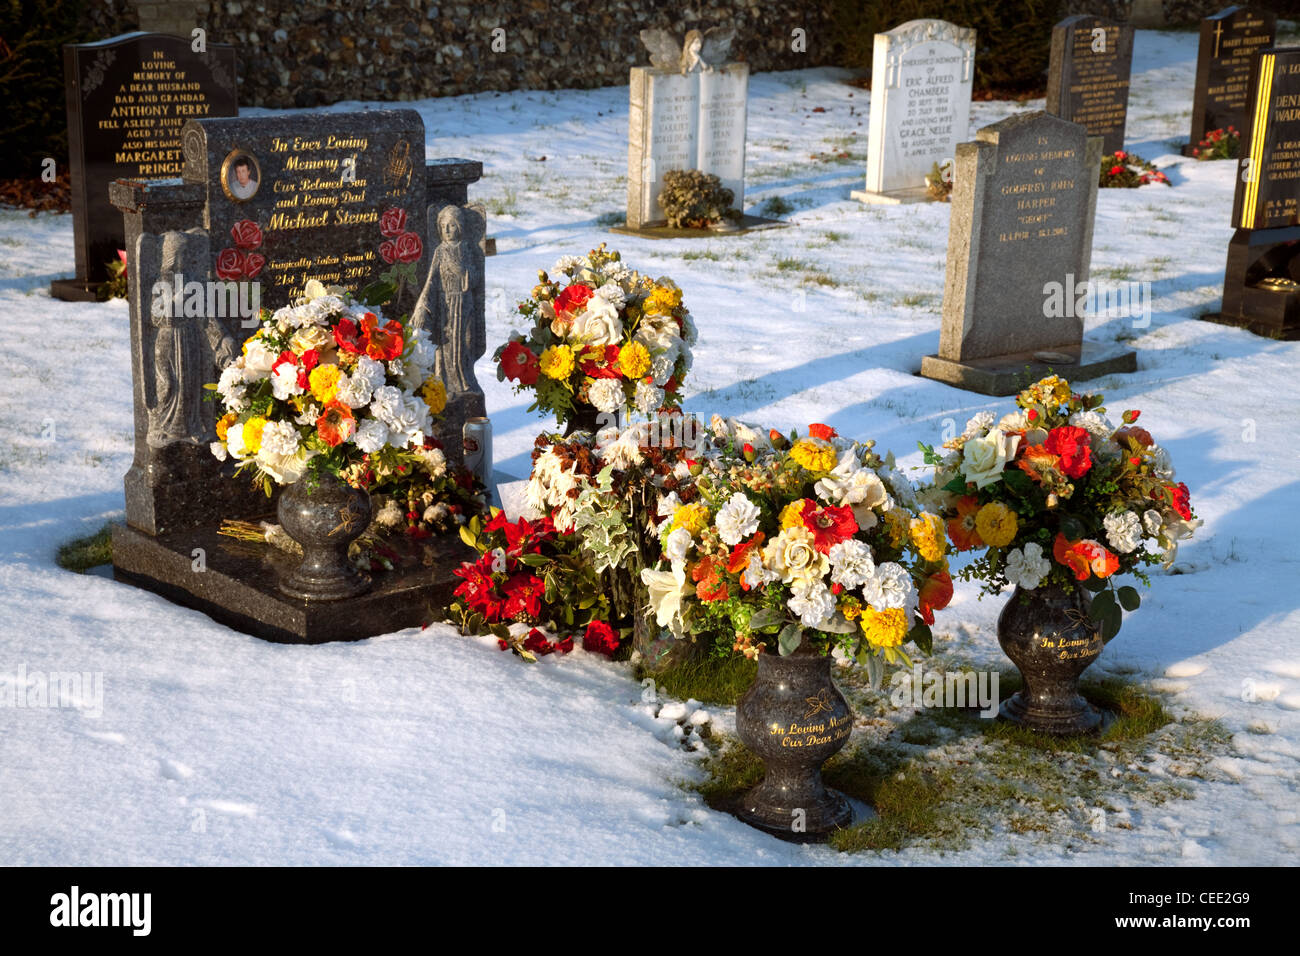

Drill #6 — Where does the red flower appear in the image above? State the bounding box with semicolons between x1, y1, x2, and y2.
394;231;423;263
581;344;622;379
726;532;766;585
317;400;356;447
500;341;540;386
334;318;363;355
360;312;404;361
231;219;263;250
555;635;574;654
802;503;857;553
554;283;593;318
1053;534;1118;581
582;620;620;656
1044;426;1092;479
379;240;397;264
243;252;266;279
808;423;837;441
1109;165;1124;176
691;556;729;602
917;570;953;626
215;247;245;280
503;573;545;619
453;563;501;620
523;628;553;656
1166;482;1192;520
379;206;408;238
1113;150;1127;161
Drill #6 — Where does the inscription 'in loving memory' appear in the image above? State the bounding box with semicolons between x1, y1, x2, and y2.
996;136;1077;242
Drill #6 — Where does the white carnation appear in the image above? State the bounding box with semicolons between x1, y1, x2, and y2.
354;418;390;454
634;380;665;415
588;378;627;415
741;553;780;590
788;579;836;629
294;405;320;427
354;355;388;391
714;492;761;546
593;281;627;309
259;419;301;457
828;539;876;589
270;363;303;401
335;372;373;409
1103;511;1143;554
241;340;277;381
862;562;915;615
1005;542;1051;590
369;385;404;427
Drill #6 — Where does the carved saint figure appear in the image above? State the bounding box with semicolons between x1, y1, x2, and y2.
411;205;485;396
139;229;239;448
639;26;736;73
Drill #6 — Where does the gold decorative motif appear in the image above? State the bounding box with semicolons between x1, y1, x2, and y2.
384;140;413;189
331;500;366;536
803;688;834;720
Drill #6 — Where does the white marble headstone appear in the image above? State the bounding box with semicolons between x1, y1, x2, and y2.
627;63;748;228
855;19;976;204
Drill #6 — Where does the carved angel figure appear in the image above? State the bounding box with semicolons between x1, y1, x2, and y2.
137;228;239;448
639;26;736;73
411;204;486;396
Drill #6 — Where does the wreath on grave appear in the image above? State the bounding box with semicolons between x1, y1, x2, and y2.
1098;150;1170;188
657;169;740;229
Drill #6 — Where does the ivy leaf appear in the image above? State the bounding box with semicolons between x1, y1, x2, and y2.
777;623;803;657
909;621;933;655
1117;585;1141;612
1089;589;1115;621
918;442;943;465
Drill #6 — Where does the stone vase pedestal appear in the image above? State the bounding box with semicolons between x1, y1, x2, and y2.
276;473;372;601
997;585;1103;735
735;647;853;842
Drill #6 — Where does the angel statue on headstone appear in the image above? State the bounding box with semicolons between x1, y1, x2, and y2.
410;204;486;397
639;26;736;73
136;228;240;448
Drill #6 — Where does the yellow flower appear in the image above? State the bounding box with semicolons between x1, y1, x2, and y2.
780;499;811;530
839;596;863;621
909;512;946;562
859;606;909;649
308;364;342;403
790;438;838;472
539;344;575;380
975;501;1018;548
671;501;710;536
1019;374;1072;409
216;411;238;442
421;376;447;415
882;508;911;549
644;285;682;315
242;416;268;455
618;341;651;380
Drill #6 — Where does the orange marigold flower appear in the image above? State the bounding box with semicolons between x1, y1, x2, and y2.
946;495;984;551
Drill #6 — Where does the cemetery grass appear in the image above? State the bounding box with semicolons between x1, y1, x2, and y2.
692;673;1235;855
54;522;114;572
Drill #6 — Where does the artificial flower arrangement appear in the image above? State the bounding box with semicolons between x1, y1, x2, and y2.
445;414;706;661
1190;126;1239;161
493;245;696;431
639;418;953;683
210;280;449;490
919;375;1198;640
1098;149;1170;188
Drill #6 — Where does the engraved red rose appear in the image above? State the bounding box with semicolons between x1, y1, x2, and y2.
231;219;263;250
379;207;408;238
215;247;246;280
379;240;397;264
243;252;267;279
394;231;423;263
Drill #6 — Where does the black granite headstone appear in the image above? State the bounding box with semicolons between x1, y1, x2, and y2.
1046;16;1135;157
52;32;237;302
1207;47;1300;338
1184;6;1277;157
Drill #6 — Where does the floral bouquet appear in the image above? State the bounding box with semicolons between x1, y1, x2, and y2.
209;280;451;492
1098;150;1170;188
494;244;695;432
640;420;952;681
920;375;1198;640
1191;126;1239;161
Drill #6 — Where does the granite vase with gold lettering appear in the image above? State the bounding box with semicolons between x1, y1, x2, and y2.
997;585;1103;734
735;646;853;841
277;473;372;601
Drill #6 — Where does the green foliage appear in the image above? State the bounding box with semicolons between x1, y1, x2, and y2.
829;0;1055;94
1190;126;1240;161
56;522;113;572
657;168;737;229
0;0;91;179
98;255;127;301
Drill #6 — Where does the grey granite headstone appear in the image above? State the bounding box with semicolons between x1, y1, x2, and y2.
920;111;1136;395
109;107;486;642
853;19;975;205
1046;16;1135;157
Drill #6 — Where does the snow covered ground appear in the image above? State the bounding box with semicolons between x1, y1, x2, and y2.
1;28;1298;865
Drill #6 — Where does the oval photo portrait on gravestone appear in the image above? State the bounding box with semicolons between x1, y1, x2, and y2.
221;150;262;202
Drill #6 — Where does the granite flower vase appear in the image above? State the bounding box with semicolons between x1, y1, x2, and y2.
997;585;1103;734
561;405;601;437
735;647;853;842
276;472;372;601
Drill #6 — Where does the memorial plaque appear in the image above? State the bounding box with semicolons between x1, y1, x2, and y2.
626;63;748;228
53;32;237;301
920;111;1136;394
1185;6;1277;156
1046;16;1134;156
180;109;428;315
1233;49;1300;231
853;19;975;205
